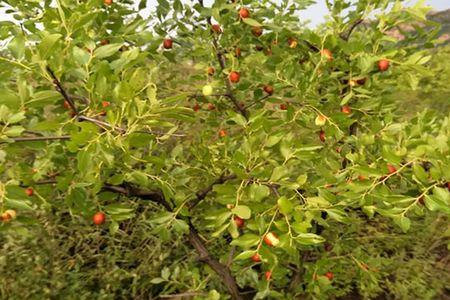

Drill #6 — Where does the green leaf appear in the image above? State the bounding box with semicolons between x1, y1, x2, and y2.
277;196;293;215
242;18;262;27
8;35;25;59
294;233;325;245
31;90;62;104
230;233;260;248
4;126;24;137
270;166;288;182
249;184;270;202
340;91;353;105
234;250;257;261
393;215;411;233
109;221;119;235
38;33;62;58
232;205;251;219
77;150;93;174
433;187;449;204
8;112;25;124
73;46;90;65
296;174;307;186
94;43;123;59
0;89;20;108
127;171;149;186
4;198;33;210
412;163;429;184
325;208;348;223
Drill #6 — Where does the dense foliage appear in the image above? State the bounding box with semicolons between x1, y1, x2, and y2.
0;0;449;299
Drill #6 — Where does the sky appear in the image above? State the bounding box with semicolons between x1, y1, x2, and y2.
142;0;449;27
0;0;449;27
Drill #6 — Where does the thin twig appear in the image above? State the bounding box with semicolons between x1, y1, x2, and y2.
1;135;71;143
197;0;248;120
159;292;207;299
340;19;364;41
244;94;271;110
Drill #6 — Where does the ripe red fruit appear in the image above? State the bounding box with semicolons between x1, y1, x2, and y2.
234;216;244;228
25;187;34;197
104;0;112;5
447;182;450;191
229;71;240;83
207;103;216;111
219;129;227;138
252;27;263;37
251;253;261;262
207;66;215;76
265;271;272;280
235;47;241;57
378;59;390;72
211;24;222;33
93;212;106;225
320;49;333;61
387;164;397;174
63;101;71;109
279;103;288;110
358;175;367;181
163;39;173;49
193;103;201;112
263;85;274;95
324;243;333;252
341;105;351;114
102;101;110;108
325;272;334;280
239;8;250;19
319;130;325;142
263;232;280;247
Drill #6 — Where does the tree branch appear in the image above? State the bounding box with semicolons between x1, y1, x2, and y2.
22;173;243;299
102;184;173;212
197;0;249;120
46;67;78;114
340;19;364;41
188;174;237;209
188;225;243;300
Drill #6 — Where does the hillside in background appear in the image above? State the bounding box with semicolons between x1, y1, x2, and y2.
429;8;450;36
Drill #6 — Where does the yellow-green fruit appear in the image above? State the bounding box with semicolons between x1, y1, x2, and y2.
315;115;327;126
202;85;213;96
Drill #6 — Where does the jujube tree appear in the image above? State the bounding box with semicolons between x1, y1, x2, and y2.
0;0;449;299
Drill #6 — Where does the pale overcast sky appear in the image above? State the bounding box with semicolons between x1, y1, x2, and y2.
0;0;448;27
